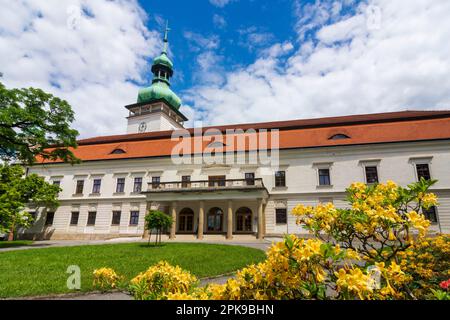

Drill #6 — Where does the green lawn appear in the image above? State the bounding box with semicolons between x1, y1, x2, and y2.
0;242;266;298
0;240;33;249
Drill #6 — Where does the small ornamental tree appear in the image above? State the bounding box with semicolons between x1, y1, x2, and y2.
0;163;60;240
145;210;173;246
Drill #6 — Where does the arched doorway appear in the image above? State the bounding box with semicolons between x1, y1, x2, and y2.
236;207;252;232
207;207;223;232
178;208;194;233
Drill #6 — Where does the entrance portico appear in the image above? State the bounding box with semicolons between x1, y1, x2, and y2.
142;179;269;240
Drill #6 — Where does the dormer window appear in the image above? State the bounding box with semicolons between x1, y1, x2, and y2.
206;141;227;148
329;134;350;140
111;148;126;155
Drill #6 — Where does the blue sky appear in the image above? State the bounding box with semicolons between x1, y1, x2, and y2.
0;0;449;138
138;0;298;93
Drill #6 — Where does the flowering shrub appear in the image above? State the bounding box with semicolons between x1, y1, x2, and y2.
93;268;121;291
104;179;447;300
292;179;437;262
397;235;450;298
129;261;198;300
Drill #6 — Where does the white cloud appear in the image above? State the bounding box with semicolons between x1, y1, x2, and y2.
0;0;161;138
183;0;450;127
209;0;235;8
213;14;227;29
183;31;220;51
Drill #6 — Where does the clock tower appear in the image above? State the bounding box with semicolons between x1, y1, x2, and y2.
125;23;187;134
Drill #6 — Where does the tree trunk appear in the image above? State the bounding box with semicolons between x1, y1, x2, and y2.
8;230;14;241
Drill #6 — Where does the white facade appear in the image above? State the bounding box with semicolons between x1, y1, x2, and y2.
23;139;450;240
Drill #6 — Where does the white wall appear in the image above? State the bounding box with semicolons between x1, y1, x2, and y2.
25;140;450;238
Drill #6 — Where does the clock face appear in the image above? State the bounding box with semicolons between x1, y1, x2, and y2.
138;122;147;133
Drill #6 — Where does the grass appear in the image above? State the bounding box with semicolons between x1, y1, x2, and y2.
0;242;266;298
0;240;33;249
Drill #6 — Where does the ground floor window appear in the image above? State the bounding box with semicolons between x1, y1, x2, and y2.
87;212;96;226
423;206;438;223
70;212;79;225
129;211;139;226
112;211;121;225
207;207;223;232
45;212;55;226
178;208;194;232
276;208;287;224
236;207;252;232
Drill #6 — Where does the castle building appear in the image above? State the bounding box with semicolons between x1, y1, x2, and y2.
22;29;450;240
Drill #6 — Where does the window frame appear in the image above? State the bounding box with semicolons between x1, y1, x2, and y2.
92;179;102;194
365;166;379;184
152;176;161;189
275;208;287;225
133;177;143;193
45;211;55;226
274;171;286;187
181;175;191;188
112;211;122;226
245;172;255;186
318;168;331;186
75;180;84;195
422;206;438;224
116;177;125;193
416;163;431;181
70;211;79;226
129;211;140;226
87;211;97;226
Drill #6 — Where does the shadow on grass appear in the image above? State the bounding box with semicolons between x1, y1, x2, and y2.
0;241;34;249
138;243;168;248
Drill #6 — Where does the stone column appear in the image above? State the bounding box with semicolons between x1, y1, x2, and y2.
258;199;264;240
170;201;177;239
227;200;233;240
262;202;267;235
198;201;204;240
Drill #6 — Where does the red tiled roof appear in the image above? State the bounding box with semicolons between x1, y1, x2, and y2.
37;110;450;164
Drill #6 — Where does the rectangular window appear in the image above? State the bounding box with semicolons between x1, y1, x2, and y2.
92;179;102;194
208;176;226;187
133;177;143;193
70;212;79;226
275;208;287;224
53;180;61;187
116;178;125;193
423;206;438;223
129;211;139;226
416;164;431;181
181;175;191;188
245;173;255;186
87;211;96;226
45;212;55;226
275;171;286;187
365;166;379;184
75;180;84;194
152;176;160;189
318;169;331;186
112;211;121;225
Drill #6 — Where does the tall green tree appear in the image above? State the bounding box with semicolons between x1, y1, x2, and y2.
0;163;60;240
0;81;79;164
